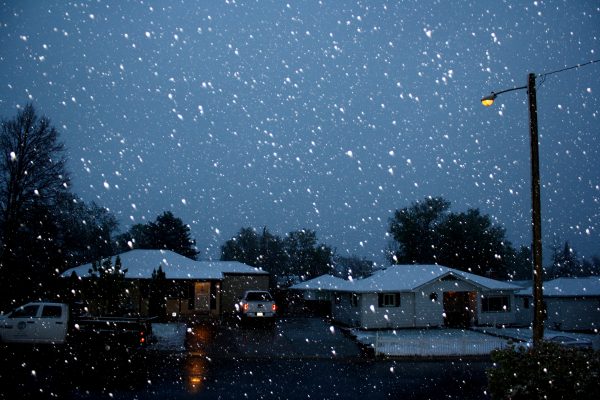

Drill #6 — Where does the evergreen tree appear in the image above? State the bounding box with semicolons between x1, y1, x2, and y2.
116;211;199;259
284;229;334;279
55;193;119;267
548;241;582;278
504;245;532;281
388;197;450;264
334;255;374;279
436;209;508;278
87;255;130;316
148;265;167;321
389;197;514;278
221;227;260;265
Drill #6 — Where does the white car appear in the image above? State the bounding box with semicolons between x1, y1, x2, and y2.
0;302;69;344
515;334;593;350
236;290;277;320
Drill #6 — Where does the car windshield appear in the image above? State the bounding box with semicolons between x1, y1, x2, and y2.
246;292;272;302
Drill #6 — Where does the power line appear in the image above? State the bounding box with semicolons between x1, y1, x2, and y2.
539;58;600;78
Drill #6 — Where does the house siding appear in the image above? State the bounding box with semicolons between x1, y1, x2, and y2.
357;293;415;329
514;295;533;327
331;292;416;329
331;280;518;329
297;266;522;329
416;279;478;327
545;297;600;331
332;292;362;326
414;290;444;327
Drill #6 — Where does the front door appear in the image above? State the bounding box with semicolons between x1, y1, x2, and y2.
194;282;210;313
443;291;473;327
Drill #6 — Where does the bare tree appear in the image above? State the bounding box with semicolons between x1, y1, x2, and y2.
0;103;69;305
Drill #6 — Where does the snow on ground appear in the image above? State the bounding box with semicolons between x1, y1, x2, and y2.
349;328;510;357
150;323;187;351
471;326;600;350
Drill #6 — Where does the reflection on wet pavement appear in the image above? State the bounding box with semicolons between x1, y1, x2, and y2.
184;321;216;394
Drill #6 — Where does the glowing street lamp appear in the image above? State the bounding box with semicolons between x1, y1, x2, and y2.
482;60;599;349
481;73;544;348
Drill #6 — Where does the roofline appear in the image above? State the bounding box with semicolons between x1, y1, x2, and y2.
62;271;224;281
222;271;269;276
516;293;600;298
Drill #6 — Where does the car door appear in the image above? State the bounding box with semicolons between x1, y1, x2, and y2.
39;304;68;343
1;304;41;343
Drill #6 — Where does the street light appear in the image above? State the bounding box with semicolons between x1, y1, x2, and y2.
482;60;600;349
481;73;544;348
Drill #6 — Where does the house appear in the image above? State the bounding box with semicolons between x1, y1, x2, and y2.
61;249;269;318
288;274;348;316
291;265;522;329
515;276;600;331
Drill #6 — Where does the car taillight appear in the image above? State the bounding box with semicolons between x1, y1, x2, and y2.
272;303;277;312
243;303;249;311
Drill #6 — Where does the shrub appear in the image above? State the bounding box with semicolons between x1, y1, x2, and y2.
487;342;600;400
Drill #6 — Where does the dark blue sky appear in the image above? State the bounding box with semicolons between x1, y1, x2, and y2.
1;1;599;264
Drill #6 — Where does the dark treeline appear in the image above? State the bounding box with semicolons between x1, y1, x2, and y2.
1;105;598;308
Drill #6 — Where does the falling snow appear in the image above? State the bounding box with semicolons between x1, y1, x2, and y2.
0;0;598;263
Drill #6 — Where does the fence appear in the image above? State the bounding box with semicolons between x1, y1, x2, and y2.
373;332;509;356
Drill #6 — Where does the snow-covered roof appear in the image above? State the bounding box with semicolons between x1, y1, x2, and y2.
517;276;600;297
289;275;349;291
61;249;268;280
291;265;521;293
507;280;532;288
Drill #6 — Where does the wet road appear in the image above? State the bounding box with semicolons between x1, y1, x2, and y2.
0;317;492;399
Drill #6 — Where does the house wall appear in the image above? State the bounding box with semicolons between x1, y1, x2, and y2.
332;292;362;326
331;279;518;329
413;290;444;327
514;295;533;326
359;292;416;329
545;297;600;331
331;292;416;329
416;279;480;327
220;274;270;314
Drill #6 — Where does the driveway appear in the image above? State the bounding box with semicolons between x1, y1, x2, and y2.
185;316;364;359
0;318;493;399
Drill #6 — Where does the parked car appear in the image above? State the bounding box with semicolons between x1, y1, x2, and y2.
515;334;593;350
0;301;152;347
235;290;277;321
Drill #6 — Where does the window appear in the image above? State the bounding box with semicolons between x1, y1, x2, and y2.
245;291;273;301
378;293;400;308
351;293;359;307
429;292;438;302
482;295;510;312
523;297;530;309
41;305;63;318
10;304;39;318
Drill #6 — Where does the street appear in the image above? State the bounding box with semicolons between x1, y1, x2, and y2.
0;318;492;399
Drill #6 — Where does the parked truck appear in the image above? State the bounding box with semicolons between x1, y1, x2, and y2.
0;301;152;348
